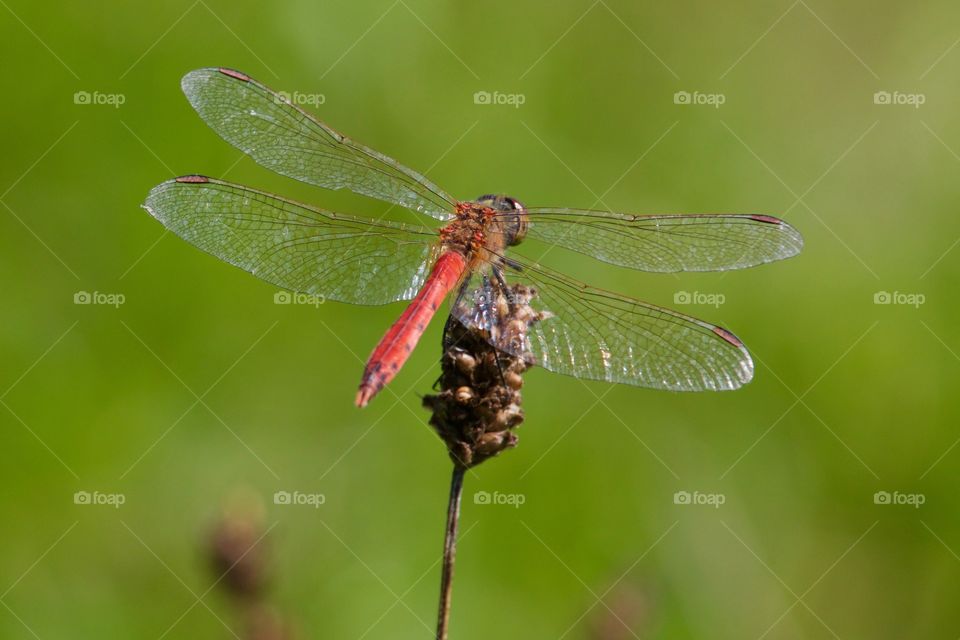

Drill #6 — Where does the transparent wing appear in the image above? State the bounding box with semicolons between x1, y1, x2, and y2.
180;68;458;220
142;176;440;305
514;208;803;272
451;256;753;391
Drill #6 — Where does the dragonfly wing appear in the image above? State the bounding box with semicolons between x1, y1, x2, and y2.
143;176;440;305
180;68;458;220
451;257;753;391
518;208;802;272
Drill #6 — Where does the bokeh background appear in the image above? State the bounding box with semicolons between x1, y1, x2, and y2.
2;1;958;638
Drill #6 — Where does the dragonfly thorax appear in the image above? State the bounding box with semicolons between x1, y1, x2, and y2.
475;194;528;246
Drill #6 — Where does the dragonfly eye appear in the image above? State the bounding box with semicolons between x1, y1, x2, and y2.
475;194;523;212
475;194;528;246
502;196;528;246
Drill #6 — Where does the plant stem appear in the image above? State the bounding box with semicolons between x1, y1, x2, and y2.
436;464;466;640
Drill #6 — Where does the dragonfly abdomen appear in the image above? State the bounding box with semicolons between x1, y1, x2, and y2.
356;251;467;407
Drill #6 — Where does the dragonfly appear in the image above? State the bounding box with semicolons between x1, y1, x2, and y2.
143;68;803;408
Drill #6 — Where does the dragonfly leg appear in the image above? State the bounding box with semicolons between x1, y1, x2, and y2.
489;269;513;388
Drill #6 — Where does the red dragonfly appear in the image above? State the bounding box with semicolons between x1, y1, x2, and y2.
143;68;802;408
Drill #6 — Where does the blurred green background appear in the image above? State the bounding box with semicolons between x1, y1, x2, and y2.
2;1;958;638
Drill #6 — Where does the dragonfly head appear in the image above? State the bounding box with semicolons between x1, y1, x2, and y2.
475;194;528;246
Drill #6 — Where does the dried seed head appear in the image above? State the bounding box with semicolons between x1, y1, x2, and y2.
207;492;295;640
209;494;268;598
423;284;542;468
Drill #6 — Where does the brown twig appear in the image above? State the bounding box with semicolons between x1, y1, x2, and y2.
436;464;466;640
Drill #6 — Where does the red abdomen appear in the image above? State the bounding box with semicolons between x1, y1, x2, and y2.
356;251;467;407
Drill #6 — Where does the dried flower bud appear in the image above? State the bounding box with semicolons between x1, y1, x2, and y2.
494;404;523;430
474;430;519;457
454;352;476;375
507;319;526;337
